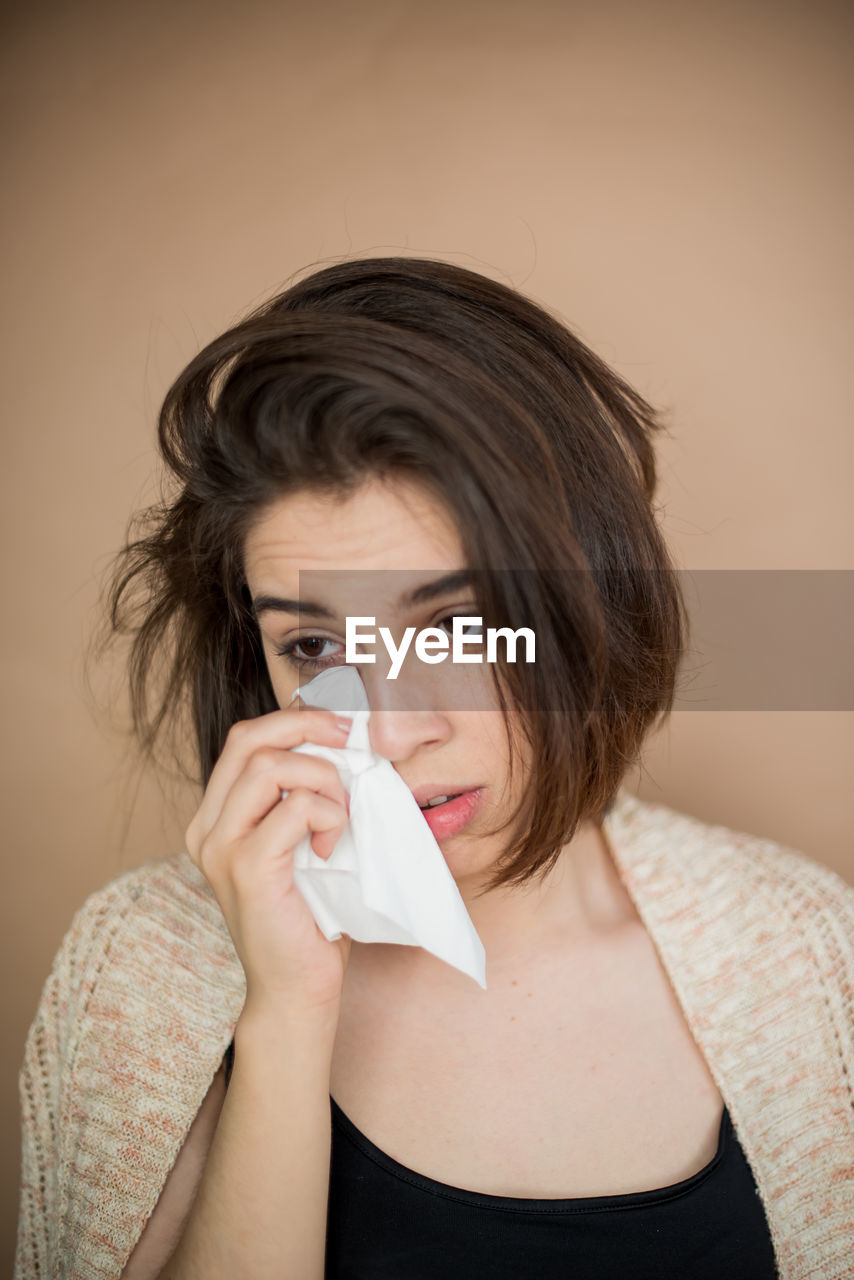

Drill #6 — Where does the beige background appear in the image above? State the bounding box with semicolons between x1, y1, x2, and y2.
3;0;852;1262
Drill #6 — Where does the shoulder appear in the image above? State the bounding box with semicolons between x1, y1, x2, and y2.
58;849;228;945
31;850;247;1096
603;792;854;1267
604;791;854;1122
603;787;854;1045
605;786;854;942
33;854;239;1050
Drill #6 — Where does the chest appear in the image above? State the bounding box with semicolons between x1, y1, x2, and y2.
329;927;724;1199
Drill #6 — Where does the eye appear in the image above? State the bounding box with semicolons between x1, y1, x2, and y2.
274;635;345;671
437;613;484;639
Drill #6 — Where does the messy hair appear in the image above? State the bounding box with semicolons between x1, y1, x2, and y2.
104;256;686;893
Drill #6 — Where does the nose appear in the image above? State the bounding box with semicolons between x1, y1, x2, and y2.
360;665;452;763
367;707;451;762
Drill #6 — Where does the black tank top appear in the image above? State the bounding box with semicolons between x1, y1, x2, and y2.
222;1041;778;1278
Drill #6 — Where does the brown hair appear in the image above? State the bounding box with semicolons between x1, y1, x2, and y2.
104;256;686;893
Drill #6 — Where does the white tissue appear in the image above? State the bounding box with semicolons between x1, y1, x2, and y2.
287;665;487;989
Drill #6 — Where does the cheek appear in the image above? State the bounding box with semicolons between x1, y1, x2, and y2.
479;711;532;801
262;647;300;709
468;708;513;759
433;659;500;714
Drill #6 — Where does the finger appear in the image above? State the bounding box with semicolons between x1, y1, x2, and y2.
207;751;350;852
213;788;350;888
187;707;351;855
256;787;350;863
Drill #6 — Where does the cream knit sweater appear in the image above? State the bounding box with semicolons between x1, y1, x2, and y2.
14;789;854;1279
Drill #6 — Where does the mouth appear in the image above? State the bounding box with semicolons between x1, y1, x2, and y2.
413;788;484;840
418;793;462;810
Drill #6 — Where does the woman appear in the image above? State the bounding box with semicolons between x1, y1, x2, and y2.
15;257;853;1279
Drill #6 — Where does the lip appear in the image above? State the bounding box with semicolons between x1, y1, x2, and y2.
414;788;484;840
410;783;480;809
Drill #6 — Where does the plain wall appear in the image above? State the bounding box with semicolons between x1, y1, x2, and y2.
3;0;852;1263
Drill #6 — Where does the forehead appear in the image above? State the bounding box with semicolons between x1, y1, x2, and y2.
243;476;464;586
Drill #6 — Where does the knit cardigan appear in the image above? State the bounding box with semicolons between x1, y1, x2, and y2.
14;788;854;1279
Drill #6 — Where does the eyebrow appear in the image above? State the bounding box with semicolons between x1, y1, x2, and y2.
252;570;476;620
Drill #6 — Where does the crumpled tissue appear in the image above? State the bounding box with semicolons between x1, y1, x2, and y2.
287;664;487;988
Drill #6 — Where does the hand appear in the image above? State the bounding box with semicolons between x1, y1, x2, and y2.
185;702;354;1019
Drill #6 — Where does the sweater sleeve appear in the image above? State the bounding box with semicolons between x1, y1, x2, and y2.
14;855;246;1280
14;871;150;1279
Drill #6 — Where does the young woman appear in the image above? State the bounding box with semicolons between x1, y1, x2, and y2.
15;258;854;1279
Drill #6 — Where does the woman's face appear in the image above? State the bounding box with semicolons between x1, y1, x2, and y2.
243;475;530;893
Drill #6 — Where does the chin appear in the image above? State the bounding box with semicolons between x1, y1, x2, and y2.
439;841;496;886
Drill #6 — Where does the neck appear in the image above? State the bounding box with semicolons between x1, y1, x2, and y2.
346;819;640;995
454;819;637;967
